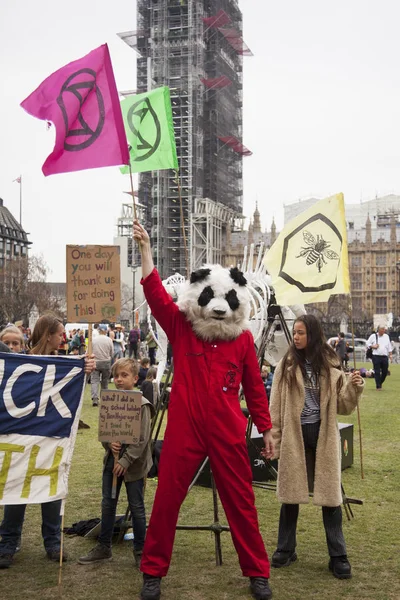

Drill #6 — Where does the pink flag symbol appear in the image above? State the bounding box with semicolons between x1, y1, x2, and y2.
21;44;129;176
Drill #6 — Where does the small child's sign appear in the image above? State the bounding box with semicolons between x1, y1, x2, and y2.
98;390;142;445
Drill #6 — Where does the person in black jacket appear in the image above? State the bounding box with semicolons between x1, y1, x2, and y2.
137;357;150;388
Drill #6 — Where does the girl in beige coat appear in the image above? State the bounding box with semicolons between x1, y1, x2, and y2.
269;315;363;579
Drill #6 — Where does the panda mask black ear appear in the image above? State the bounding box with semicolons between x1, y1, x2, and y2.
229;267;247;287
190;268;211;284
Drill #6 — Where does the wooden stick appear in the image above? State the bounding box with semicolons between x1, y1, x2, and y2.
111;450;119;499
87;325;92;357
58;512;65;587
175;170;189;277
129;162;138;221
348;295;365;479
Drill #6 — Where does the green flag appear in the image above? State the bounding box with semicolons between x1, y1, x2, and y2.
120;86;178;174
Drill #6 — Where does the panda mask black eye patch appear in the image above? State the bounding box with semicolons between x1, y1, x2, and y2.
225;289;240;311
198;286;214;307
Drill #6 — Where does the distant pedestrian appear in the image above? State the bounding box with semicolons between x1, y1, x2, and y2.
137;357;150;388
129;326;141;359
145;330;157;365
366;325;392;390
334;332;347;368
112;324;124;363
91;324;114;407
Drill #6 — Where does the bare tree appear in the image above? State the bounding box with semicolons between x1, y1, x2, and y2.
0;254;65;326
120;282;133;324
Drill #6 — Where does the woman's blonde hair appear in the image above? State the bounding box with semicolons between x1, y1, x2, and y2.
0;325;24;346
29;314;63;356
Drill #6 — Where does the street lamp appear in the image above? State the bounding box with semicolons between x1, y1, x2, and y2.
132;265;137;328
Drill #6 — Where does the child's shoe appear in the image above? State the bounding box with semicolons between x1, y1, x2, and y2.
249;577;272;600
77;543;111;564
141;573;162;600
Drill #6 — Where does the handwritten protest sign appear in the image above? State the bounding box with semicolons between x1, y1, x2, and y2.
98;390;142;445
66;245;121;322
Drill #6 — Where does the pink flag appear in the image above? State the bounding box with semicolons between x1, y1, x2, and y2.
21;44;129;176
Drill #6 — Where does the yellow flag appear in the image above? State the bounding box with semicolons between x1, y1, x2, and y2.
264;193;350;305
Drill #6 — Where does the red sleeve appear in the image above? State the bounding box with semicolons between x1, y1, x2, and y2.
241;331;272;433
141;268;181;344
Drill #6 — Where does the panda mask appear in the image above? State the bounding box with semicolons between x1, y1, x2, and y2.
176;265;250;341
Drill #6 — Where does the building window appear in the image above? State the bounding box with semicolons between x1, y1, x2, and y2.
6;241;11;255
352;296;362;312
21;246;27;257
351;254;361;267
352;273;362;290
376;297;387;313
376;253;386;266
14;244;20;256
376;273;387;290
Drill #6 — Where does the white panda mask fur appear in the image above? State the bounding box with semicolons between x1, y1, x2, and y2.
176;265;250;341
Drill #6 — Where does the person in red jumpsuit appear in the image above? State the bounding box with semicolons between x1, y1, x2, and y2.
133;221;274;600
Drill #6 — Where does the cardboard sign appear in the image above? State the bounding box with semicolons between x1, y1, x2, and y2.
66;245;121;322
98;390;142;445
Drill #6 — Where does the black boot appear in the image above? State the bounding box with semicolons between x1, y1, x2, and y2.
271;550;297;568
329;555;352;579
141;574;162;600
249;577;272;600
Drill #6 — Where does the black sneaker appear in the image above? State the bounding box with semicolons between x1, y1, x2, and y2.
141;573;162;600
249;577;272;600
46;548;68;562
329;555;352;579
0;554;14;569
78;544;112;564
92;399;99;407
271;550;297;568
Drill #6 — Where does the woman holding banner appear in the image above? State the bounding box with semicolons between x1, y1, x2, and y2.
0;314;94;569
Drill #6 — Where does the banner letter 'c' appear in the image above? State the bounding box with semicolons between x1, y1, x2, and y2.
3;364;43;418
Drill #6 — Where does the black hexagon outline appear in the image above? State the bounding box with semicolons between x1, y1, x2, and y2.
278;213;343;292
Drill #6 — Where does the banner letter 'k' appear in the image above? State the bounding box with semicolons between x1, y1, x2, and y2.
37;365;82;418
22;445;64;499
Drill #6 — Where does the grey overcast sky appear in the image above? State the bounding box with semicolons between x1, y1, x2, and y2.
1;1;400;281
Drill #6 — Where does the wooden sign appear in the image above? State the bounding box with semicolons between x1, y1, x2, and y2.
66;245;121;322
98;390;142;445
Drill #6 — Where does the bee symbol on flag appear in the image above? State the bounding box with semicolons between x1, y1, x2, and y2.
296;231;339;273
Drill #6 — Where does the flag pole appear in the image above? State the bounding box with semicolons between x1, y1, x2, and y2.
129;162;138;221
348;295;365;480
175;170;189;277
58;502;65;587
19;175;23;225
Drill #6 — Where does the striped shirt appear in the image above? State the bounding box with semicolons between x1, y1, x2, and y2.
300;361;321;424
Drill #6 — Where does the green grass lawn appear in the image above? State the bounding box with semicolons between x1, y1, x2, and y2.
1;365;399;600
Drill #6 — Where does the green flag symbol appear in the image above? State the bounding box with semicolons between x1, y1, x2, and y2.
120;86;178;174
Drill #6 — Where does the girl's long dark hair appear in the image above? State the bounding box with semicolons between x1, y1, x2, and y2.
280;314;342;393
